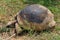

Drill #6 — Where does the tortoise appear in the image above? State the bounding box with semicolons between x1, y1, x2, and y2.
6;4;56;34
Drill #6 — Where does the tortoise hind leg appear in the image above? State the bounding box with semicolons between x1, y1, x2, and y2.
15;23;23;35
6;20;16;28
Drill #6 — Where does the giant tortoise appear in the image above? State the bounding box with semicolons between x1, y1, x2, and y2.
6;4;56;34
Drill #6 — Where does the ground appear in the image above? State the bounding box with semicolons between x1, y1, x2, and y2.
0;0;60;40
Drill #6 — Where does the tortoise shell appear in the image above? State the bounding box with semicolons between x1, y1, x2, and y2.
20;4;47;23
15;4;55;31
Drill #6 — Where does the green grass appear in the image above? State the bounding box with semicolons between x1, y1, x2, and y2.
0;0;60;40
0;27;10;33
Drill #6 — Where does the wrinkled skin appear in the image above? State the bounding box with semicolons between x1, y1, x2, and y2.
6;4;56;34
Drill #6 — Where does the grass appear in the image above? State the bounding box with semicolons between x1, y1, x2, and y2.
0;27;10;33
0;0;60;40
